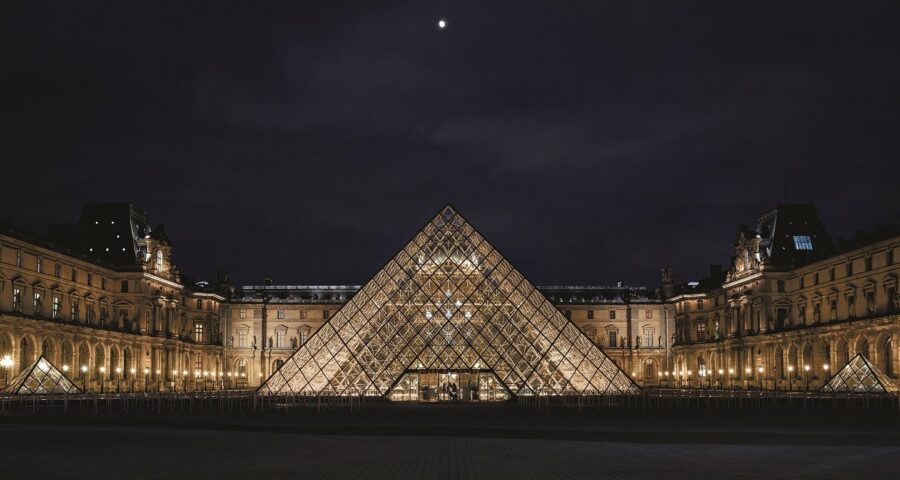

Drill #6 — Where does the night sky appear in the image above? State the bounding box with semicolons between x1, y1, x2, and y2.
2;2;899;287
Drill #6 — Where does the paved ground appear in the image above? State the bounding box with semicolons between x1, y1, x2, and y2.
1;404;898;479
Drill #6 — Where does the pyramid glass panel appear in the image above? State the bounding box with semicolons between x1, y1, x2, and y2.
259;205;640;400
821;353;897;394
2;356;81;395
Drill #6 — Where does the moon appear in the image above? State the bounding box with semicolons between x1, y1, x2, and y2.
438;19;447;29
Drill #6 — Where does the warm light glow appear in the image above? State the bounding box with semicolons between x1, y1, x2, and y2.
744;367;751;374
823;363;829;370
788;365;795;372
143;368;150;375
115;367;122;374
717;369;724;375
757;367;764;373
100;366;106;373
438;19;447;29
81;365;88;373
156;369;161;375
182;370;188;376
62;364;70;372
1;355;13;368
130;368;136;374
728;368;734;374
804;364;810;371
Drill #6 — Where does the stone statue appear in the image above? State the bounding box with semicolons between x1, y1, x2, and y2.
848;297;856;317
290;336;297;349
658;335;662;347
635;335;641;348
813;304;821;323
661;267;673;284
228;336;234;347
267;336;273;349
866;295;876;314
892;291;900;311
251;335;257;349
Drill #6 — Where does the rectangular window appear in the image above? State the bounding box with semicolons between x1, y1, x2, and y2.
87;273;92;287
196;299;203;310
71;268;77;282
814;272;819;285
609;310;616;320
586;310;594;319
16;250;22;267
830;267;835;281
101;278;106;290
12;287;22;312
646;310;653;319
277;310;285;319
299;310;307;320
239;309;246;319
644;332;653;348
323;310;330;319
54;263;61;278
793;235;813;250
696;322;706;339
608;330;617;348
799;276;805;289
52;296;61;319
776;308;788;329
847;261;853;276
194;323;204;343
36;256;43;273
121;280;129;293
888;249;895;266
33;292;42;316
70;299;79;321
300;331;309;345
276;330;286;348
865;257;873;272
237;329;248;348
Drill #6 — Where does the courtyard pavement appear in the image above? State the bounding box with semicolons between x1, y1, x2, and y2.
1;404;898;479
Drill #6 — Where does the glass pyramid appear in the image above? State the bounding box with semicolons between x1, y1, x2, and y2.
259;205;639;399
2;355;81;395
821;353;897;394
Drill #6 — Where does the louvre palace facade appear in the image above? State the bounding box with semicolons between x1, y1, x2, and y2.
0;202;897;398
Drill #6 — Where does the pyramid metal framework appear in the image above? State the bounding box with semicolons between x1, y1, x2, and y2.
259;205;639;398
821;353;897;394
2;356;81;395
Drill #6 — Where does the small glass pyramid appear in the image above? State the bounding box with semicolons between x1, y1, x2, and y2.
821;353;897;394
259;205;640;399
2;355;81;395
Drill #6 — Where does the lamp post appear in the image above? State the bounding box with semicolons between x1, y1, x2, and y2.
227;372;233;390
99;366;106;394
0;355;13;389
686;370;692;389
172;369;178;393
717;369;724;389
218;371;223;390
787;365;794;390
155;369;161;392
728;368;735;389
130;368;136;392
114;367;122;393
182;370;188;392
804;364;810;390
80;365;88;391
744;367;751;390
822;363;829;388
143;368;149;393
757;366;764;390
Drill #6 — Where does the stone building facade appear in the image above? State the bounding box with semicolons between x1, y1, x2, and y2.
670;204;899;390
1;202;896;394
0;204;226;392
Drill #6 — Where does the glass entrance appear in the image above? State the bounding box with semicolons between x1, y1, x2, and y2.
388;369;510;402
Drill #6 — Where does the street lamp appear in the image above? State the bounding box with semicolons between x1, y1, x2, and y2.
717;369;724;389
182;370;188;392
99;366;106;394
218;371;223;390
115;367;122;392
686;370;692;389
822;363;829;388
804;364;811;390
757;366;764;389
80;365;88;391
130;368;136;392
728;368;735;389
1;355;14;388
172;369;178;392
787;365;795;390
143;368;150;393
155;369;161;392
744;367;751;389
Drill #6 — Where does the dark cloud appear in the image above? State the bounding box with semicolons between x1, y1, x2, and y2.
2;1;898;286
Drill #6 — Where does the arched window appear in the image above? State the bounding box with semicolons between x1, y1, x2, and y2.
19;337;34;372
123;348;132;379
236;358;247;378
41;338;55;364
155;250;164;273
61;341;74;370
109;347;119;379
94;345;105;379
643;358;656;380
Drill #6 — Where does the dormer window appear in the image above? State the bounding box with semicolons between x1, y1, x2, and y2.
793;235;813;250
155;250;164;272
